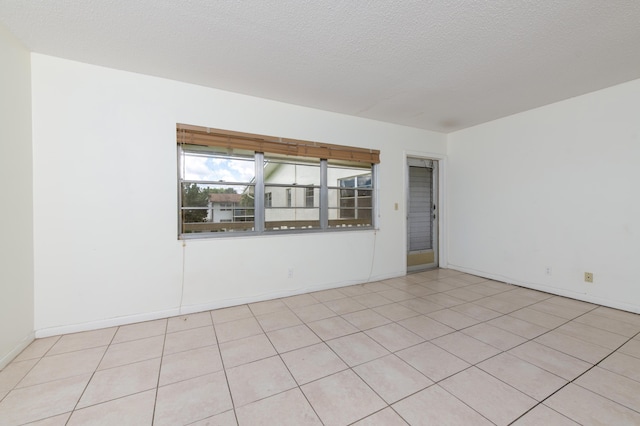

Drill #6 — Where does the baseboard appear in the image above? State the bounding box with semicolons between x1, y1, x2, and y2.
34;270;408;338
447;264;640;315
1;331;35;369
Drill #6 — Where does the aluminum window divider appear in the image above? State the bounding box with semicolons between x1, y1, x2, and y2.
254;152;265;233
320;160;328;229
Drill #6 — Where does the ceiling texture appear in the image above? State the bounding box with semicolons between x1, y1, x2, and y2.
1;0;640;132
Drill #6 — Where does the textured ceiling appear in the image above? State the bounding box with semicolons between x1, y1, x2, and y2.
1;1;640;132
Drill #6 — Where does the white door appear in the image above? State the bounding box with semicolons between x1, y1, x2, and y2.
407;158;438;271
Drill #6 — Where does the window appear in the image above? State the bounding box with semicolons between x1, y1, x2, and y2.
177;124;379;238
305;187;314;208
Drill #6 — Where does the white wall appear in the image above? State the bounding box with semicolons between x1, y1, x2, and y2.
31;54;446;335
448;78;640;313
0;25;34;367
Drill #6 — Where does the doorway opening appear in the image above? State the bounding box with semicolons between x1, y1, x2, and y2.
407;157;438;271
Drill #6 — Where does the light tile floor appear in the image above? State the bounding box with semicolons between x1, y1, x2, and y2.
2;269;640;425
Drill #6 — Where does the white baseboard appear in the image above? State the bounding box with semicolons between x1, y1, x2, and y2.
1;331;35;369
447;264;640;315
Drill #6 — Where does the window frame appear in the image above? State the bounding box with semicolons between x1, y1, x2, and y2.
177;125;379;239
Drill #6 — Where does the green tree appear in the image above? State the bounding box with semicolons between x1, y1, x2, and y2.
182;183;209;223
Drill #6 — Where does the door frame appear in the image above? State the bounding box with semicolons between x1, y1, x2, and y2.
404;151;447;272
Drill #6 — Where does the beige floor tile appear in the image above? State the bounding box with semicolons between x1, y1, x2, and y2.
535;330;611;364
0;358;38;392
377;289;414;302
352;407;409;425
488;315;548;339
399;298;444;315
342;309;392;330
248;299;289;316
444;288;486;302
256;310;302;332
352;293;393;308
338;284;371;297
573;312;640;337
301;370;386;425
281;343;348;385
69;389;155;426
47;328;116;356
421;281;458;294
267;324;321;353
323;298;367;315
556;321;628;350
24;412;72;425
235;388;321;426
545;383;640;425
545;296;596;311
590;306;640;326
159;345;222;386
14;336;60;362
441;367;536;425
310;288;347;302
292;303;336;323
619;338;640;358
354;354;432;403
219;334;276;368
397;341;470;382
471;296;522;314
18;346;105;388
462;323;527;351
282;293;319;309
600;351;640;382
0;374;90;425
363;281;395;292
210;305;253;324
189;409;238;426
478;352;567;401
431;332;501;364
167;311;212;333
404;284;437;297
154;371;232;426
163;325;216;355
509;307;567;329
454;274;489;285
365;323;424;352
111;319;167;344
422;292;465;307
78;358;160;408
307;316;358;340
373;303;420;321
392;384;493;426
226;356;296;407
528;300;591;320
426;309;480;330
98;335;164;370
397;315;454;340
327;332;390;367
511;404;579;426
575;366;640;412
508;341;591;381
450;303;502;321
214;317;262;343
466;282;509;297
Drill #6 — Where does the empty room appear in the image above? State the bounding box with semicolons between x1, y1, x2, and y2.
1;1;639;425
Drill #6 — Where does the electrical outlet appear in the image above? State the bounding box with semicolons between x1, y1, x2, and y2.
584;272;593;283
545;267;552;276
288;268;294;279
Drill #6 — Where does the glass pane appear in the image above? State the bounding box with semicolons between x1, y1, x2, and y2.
181;150;255;183
181;183;255;234
264;157;320;186
265;185;320;230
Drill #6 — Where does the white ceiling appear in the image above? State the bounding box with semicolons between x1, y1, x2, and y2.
2;1;640;132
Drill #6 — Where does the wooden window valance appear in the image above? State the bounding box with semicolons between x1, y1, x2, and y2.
177;123;380;164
